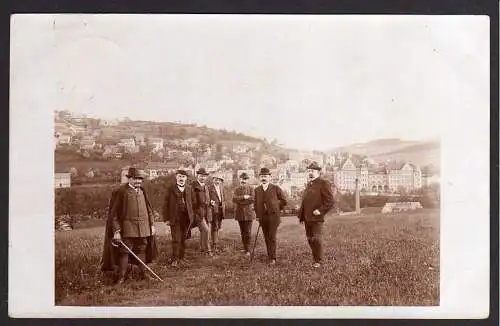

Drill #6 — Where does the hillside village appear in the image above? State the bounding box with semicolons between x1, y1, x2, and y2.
54;110;440;198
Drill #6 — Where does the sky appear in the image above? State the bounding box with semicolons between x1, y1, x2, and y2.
12;14;489;150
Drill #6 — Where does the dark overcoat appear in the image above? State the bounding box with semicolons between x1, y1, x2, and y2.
298;177;335;222
101;185;158;271
162;183;195;227
254;183;287;222
191;181;213;223
232;184;256;221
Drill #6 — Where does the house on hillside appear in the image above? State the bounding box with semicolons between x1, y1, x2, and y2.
147;137;164;153
58;134;72;145
233;144;248;153
118;138;139;153
134;134;146;146
54;172;71;188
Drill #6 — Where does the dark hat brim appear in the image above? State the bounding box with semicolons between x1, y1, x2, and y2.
127;175;145;179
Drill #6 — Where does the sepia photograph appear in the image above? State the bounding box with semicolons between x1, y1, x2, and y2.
9;13;490;318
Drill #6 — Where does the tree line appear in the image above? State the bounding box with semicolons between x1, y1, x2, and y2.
54;174;440;227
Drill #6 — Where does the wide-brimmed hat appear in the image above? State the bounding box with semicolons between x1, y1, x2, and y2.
196;168;209;175
239;172;249;180
126;167;146;179
259;167;271;176
307;161;322;171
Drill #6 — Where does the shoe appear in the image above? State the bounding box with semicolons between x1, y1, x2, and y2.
171;260;178;267
245;251;251;257
114;276;126;285
269;259;276;265
312;262;321;268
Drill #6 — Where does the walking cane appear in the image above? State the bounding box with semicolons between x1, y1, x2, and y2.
249;223;261;262
118;240;164;282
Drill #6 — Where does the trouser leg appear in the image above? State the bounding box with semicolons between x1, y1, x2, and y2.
260;219;272;259
305;221;324;263
198;218;211;253
170;224;182;261
266;218;279;260
239;220;252;252
211;221;218;249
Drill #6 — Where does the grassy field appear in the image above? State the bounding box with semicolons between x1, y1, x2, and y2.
55;209;439;306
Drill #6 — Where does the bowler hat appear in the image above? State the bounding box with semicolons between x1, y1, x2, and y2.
176;169;188;176
239;172;249;179
196;168;209;175
307;161;322;171
259;167;271;176
126;167;146;179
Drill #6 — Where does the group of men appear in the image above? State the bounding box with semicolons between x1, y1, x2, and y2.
102;161;335;284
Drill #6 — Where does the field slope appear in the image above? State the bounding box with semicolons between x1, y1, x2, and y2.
55;209;439;306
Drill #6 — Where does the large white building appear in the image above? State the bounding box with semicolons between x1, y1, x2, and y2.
55;173;71;188
333;158;424;193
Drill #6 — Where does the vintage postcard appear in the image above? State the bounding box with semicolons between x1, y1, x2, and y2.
9;14;490;318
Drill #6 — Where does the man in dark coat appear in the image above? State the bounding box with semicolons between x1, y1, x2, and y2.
208;174;226;252
232;172;255;256
162;169;195;267
298;161;335;268
101;167;158;284
254;167;287;265
191;168;213;257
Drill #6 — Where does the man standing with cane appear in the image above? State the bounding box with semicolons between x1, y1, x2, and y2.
298;162;335;268
103;167;158;284
253;167;287;265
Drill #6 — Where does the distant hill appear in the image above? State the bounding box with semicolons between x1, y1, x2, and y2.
55;111;266;145
330;138;440;169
